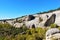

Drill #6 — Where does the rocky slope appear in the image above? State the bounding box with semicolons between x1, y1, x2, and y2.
0;8;60;28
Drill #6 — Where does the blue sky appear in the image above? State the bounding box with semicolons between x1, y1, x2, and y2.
0;0;60;19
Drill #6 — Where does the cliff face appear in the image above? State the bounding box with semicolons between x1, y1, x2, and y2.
0;9;60;28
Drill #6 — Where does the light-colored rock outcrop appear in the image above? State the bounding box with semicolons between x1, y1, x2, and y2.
25;17;39;28
46;28;60;40
13;22;23;28
0;9;60;28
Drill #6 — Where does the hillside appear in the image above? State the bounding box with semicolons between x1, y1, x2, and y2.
0;8;60;40
0;8;60;28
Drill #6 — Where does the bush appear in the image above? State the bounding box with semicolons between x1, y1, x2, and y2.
0;23;47;40
50;24;57;28
14;19;23;23
36;27;46;39
39;17;43;22
0;23;28;37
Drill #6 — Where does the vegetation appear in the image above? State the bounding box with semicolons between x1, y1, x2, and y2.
37;7;60;14
39;17;43;22
50;24;57;28
0;23;47;40
0;23;60;40
14;19;23;23
0;7;60;40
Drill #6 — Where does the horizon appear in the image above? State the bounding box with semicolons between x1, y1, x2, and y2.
0;0;60;19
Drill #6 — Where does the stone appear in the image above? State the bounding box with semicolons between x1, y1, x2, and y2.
0;9;60;28
27;15;35;21
44;14;56;26
13;22;23;28
46;28;60;40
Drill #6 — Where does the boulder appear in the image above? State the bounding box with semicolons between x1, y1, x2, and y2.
25;17;39;28
44;14;56;26
13;22;23;28
46;28;60;40
46;28;60;36
27;15;35;21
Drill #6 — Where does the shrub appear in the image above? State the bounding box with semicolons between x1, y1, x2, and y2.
36;27;46;39
58;27;60;30
0;23;47;40
39;17;43;22
50;24;57;28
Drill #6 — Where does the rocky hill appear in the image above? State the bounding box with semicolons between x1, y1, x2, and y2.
0;8;60;28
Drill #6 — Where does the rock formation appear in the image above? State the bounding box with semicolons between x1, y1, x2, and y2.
44;14;56;26
27;15;35;21
46;28;60;40
0;8;60;28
